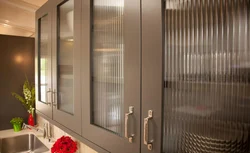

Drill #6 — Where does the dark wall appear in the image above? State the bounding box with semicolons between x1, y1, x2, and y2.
0;35;34;130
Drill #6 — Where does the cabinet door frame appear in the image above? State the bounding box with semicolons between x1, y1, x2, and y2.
141;0;164;152
81;0;141;152
51;0;82;134
35;1;53;119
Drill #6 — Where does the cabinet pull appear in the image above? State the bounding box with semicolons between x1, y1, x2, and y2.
125;106;134;143
45;88;52;106
144;110;153;151
52;89;57;108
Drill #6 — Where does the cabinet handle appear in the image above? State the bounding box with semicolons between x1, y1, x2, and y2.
144;110;153;151
52;89;57;108
125;106;134;143
45;88;52;106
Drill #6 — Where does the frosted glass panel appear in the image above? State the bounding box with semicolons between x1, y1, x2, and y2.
91;0;124;136
57;0;74;114
164;0;250;152
38;15;49;103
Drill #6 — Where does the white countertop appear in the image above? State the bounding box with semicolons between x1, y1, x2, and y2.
0;128;54;153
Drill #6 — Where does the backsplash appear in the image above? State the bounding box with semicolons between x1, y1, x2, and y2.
36;115;98;153
0;35;34;130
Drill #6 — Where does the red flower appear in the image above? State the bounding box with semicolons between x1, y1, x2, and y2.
51;136;78;153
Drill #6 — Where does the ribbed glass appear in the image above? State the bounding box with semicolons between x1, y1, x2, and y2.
164;0;250;152
38;15;49;103
91;0;124;136
57;0;74;114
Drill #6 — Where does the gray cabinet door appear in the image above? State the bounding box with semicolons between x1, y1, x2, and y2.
142;0;250;153
51;0;82;134
141;0;164;153
81;0;141;152
35;1;53;119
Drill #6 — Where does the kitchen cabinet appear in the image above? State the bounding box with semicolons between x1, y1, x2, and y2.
36;0;250;152
142;0;250;153
81;0;141;152
36;0;82;134
35;1;53;119
51;0;82;134
141;0;163;152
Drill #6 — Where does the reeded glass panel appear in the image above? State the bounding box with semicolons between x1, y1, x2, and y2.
91;0;124;136
38;15;49;103
164;0;250;152
57;0;74;114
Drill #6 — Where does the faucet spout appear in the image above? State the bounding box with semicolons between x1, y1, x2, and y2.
22;123;52;141
22;123;41;132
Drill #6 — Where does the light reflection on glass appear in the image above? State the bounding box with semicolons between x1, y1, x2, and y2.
38;15;49;103
91;0;124;136
163;0;250;152
57;0;74;114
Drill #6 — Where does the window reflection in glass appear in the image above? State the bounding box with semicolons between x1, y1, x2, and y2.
57;0;74;114
38;15;49;103
163;0;250;152
91;0;125;136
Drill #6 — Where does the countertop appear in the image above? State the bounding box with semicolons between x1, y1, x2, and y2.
0;128;54;153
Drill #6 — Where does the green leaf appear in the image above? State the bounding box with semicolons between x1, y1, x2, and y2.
23;79;31;101
11;76;35;112
11;92;29;110
31;86;35;107
24;75;31;89
10;117;23;124
24;88;32;101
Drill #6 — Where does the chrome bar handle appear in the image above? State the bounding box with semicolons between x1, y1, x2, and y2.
52;89;57;108
144;110;153;151
125;106;134;143
45;88;52;105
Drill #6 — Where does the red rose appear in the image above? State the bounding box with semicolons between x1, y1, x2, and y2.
51;136;78;153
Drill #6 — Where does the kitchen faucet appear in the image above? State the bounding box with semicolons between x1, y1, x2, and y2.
22;122;52;141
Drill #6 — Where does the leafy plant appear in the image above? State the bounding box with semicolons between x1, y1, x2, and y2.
11;76;35;116
10;117;23;125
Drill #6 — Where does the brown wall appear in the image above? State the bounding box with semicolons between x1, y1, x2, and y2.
0;35;34;130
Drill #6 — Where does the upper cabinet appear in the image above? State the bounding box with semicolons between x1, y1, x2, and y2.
51;0;82;134
36;0;141;152
36;0;250;153
142;0;250;153
36;0;82;134
35;1;53;119
81;0;141;152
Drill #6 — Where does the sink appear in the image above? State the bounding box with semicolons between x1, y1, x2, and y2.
0;134;49;153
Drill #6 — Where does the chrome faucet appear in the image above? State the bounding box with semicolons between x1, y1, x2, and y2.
43;122;52;141
22;123;43;133
22;123;52;141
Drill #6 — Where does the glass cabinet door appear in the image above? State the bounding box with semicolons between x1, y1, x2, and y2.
36;2;52;118
142;0;250;153
38;15;50;104
81;0;141;152
52;0;81;134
